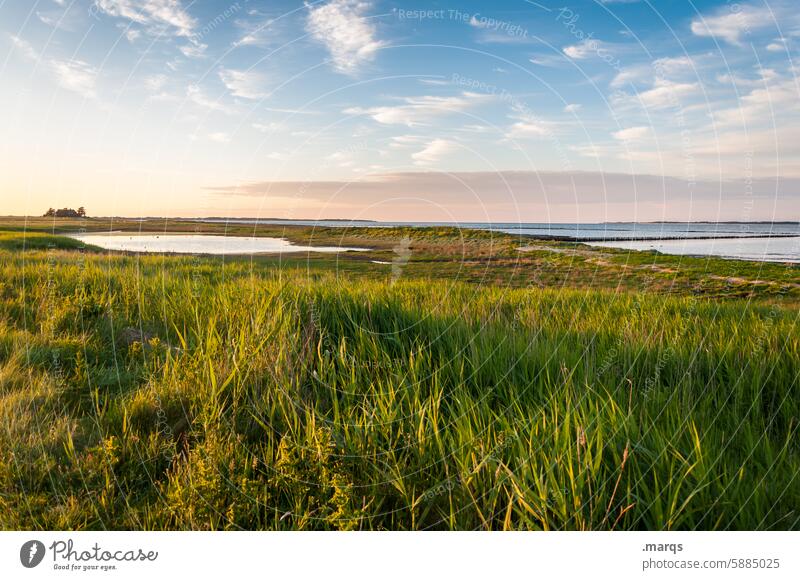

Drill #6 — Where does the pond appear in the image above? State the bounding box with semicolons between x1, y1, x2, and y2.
69;233;369;255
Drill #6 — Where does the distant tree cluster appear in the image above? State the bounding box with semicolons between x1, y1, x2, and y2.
43;207;86;218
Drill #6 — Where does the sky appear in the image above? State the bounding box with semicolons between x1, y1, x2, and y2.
0;0;798;222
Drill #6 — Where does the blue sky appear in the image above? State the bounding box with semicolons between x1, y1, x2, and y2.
1;0;798;221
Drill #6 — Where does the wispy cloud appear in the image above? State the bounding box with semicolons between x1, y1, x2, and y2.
93;0;196;37
219;69;268;100
345;92;491;126
505;103;560;140
233;14;280;48
691;2;779;45
186;85;233;114
144;73;168;92
206;132;231;144
306;0;385;75
564;39;608;59
252;121;282;133
766;38;788;51
506;118;555;139
614;78;700;110
93;0;203;56
389;134;427;148
9;35;38;60
326;148;362;167
639;79;699;109
178;42;207;58
412;139;458;165
711;73;799;127
612;126;650;141
206;170;798;221
9;35;97;98
611;56;696;88
124;28;141;42
36;8;78;32
50;60;98;98
562;38;628;61
528;55;564;68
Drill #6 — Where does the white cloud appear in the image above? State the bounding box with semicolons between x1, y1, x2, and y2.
187;85;233;114
219;69;267;100
9;35;98;98
563;38;619;60
505;103;559;140
306;0;385;75
326;149;358;167
507;119;553;138
529;55;561;67
252;122;282;133
468;16;486;29
563;103;582;113
636;79;699;109
652;56;694;75
37;11;67;30
178;42;207;58
610;66;647;88
50;59;98;98
717;68;779;89
412;139;458;165
207;132;231;144
712;76;800;127
691;4;775;45
9;35;38;60
345;92;490;126
95;1;206;58
93;0;196;37
389;135;426;148
766;38;787;51
563;40;599;59
236;32;263;47
144;73;168;92
459;124;493;133
569;144;605;159
235;18;276;48
418;78;449;86
612;56;695;88
612;126;650;141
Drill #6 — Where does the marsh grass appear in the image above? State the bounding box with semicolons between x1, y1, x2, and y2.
0;231;798;530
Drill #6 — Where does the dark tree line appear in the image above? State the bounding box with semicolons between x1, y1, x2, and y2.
43;207;86;217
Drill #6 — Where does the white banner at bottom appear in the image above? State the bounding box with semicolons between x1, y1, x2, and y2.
1;531;796;579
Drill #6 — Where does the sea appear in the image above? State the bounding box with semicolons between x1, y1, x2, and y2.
197;219;800;263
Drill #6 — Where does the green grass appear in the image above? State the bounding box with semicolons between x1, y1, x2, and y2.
0;225;798;530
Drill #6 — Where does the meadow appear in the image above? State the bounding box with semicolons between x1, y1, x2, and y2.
0;219;798;530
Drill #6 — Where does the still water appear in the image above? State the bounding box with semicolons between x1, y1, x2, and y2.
70;233;368;255
194;219;800;261
587;236;800;263
200;218;800;240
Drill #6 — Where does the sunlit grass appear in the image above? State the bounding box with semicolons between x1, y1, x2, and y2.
0;234;798;530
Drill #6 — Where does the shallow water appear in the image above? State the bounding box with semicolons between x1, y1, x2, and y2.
70;233;369;255
200;218;800;240
587;236;800;263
